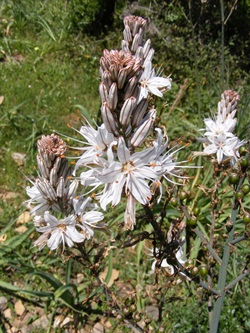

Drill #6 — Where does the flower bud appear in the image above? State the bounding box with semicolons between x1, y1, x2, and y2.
109;64;118;81
143;39;151;58
108;82;118;110
102;70;112;91
49;166;58;187
121;40;129;52
131;109;156;147
135;46;143;59
56;176;65;198
124;76;138;100
101;102;118;134
119;97;137;126
131;98;148;127
131;33;140;52
37;156;49;179
123;25;132;42
144;48;154;63
118;68;127;89
99;82;108;103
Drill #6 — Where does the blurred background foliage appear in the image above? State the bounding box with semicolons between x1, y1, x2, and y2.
0;0;250;331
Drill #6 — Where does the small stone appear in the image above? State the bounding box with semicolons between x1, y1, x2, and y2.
11;152;27;166
14;300;25;316
15;225;28;233
17;211;31;224
0;296;7;310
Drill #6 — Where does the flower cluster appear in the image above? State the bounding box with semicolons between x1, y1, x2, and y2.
71;16;187;229
197;90;246;165
26;16;190;250
26;134;104;251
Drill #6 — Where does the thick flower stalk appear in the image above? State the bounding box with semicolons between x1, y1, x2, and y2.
197;90;246;165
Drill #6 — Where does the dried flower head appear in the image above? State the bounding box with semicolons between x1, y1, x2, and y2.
100;50;141;88
123;16;147;36
37;134;66;158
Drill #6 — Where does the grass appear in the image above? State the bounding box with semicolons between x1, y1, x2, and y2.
0;1;250;332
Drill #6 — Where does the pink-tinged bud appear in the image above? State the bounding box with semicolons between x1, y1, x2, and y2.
102;49;110;58
100;57;109;72
131;109;156;147
68;179;79;199
49;166;58;187
124;76;138;100
135;47;143;59
102;71;112;91
44;179;57;201
108;83;118;110
58;158;71;180
53;157;62;174
119;97;137;126
131;98;148;127
123;25;132;42
143;39;151;58
131;33;140;52
144;48;154;63
118;68;127;89
124;194;136;230
133;20;139;36
121;40;130;52
37;156;49;178
109;64;118;81
37;134;66;158
56;176;64;198
123;16;147;37
101;102;118;134
99;82;108;103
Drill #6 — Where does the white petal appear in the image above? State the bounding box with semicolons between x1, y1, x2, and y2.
44;211;59;227
47;229;62;250
66;225;84;243
117;137;130;164
127;174;151;204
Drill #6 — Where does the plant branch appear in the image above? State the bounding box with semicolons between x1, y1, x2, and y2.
194;227;222;265
225;269;250;291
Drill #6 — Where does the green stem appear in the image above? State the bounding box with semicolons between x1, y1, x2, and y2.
220;0;225;89
188;0;201;123
209;205;238;333
225;269;250;291
194;227;222;265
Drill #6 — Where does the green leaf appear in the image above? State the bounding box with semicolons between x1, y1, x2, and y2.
3;226;35;250
103;250;113;286
0;218;16;237
0;280;53;298
30;271;63;290
65;259;72;285
74;104;92;123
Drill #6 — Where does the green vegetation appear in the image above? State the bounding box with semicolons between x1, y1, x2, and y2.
0;0;249;332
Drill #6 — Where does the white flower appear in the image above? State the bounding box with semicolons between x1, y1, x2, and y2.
26;181;60;215
139;61;171;101
203;117;236;137
73;197;104;239
98;137;157;209
151;246;189;281
203;133;245;165
34;212;84;251
73;122;115;173
197;90;246;165
150;129;191;188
